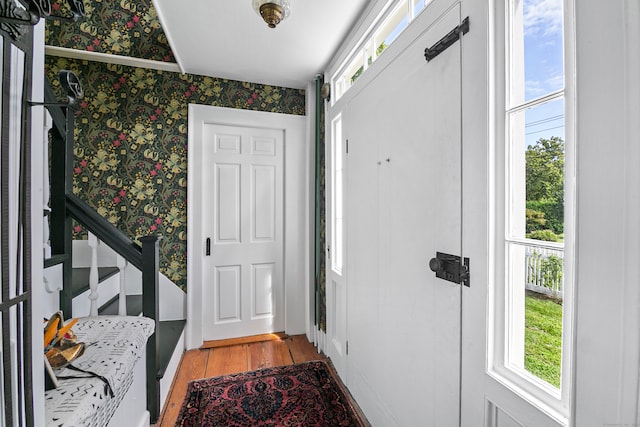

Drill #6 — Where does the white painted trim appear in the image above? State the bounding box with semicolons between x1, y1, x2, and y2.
186;105;309;349
324;0;392;84
305;81;317;341
150;0;186;74
31;20;47;427
314;328;326;354
44;46;182;74
573;2;640;426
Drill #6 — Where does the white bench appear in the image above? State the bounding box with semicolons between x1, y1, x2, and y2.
45;316;154;427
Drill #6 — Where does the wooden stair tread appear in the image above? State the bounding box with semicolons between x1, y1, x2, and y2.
157;320;186;379
71;266;120;297
44;254;69;268
98;294;143;316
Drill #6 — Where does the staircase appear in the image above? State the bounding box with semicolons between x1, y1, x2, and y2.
73;234;186;410
42;81;185;424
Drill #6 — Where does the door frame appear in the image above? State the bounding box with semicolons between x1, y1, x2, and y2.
186;104;309;349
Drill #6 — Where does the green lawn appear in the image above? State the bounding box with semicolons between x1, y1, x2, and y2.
524;292;563;387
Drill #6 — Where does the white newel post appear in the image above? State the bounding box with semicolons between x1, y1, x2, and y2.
88;233;99;316
117;254;127;315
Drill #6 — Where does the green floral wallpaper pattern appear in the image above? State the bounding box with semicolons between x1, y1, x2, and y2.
318;101;326;332
45;56;305;291
46;0;175;62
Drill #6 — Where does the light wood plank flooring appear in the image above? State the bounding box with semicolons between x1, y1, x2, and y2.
156;334;325;427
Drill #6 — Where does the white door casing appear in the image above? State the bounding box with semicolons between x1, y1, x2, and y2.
340;3;464;425
187;105;308;349
201;124;284;340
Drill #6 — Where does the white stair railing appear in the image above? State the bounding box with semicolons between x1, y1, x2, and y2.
117;255;128;315
88;233;99;316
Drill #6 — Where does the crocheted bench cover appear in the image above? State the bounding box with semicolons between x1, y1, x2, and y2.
45;316;155;427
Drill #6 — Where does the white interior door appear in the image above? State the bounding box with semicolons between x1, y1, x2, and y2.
201;123;284;341
342;4;463;425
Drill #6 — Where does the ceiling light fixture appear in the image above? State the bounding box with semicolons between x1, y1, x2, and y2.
252;0;290;29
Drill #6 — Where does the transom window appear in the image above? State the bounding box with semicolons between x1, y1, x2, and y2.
332;0;433;101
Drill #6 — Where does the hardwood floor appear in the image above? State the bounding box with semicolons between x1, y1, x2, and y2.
156;334;326;427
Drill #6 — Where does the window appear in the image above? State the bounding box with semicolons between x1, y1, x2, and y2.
331;115;344;274
332;0;433;102
374;0;409;51
493;0;573;416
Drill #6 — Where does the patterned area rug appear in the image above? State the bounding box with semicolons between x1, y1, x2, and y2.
177;360;369;426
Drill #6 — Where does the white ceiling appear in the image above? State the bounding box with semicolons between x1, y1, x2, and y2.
153;0;370;89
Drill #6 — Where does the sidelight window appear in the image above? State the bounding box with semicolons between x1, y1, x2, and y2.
493;0;574;418
331;115;344;274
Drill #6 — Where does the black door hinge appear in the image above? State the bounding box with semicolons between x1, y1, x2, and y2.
424;17;470;62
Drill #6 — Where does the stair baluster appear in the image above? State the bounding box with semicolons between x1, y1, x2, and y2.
117;254;128;315
88;232;100;316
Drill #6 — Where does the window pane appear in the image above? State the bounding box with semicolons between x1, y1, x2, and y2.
507;97;565;389
507;240;564;388
345;50;364;85
332;117;344;274
412;0;428;18
374;0;409;55
508;97;564;239
509;0;564;105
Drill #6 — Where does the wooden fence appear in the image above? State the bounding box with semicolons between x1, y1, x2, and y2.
524;244;564;298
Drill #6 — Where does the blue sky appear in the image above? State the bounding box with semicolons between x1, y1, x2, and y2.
376;0;566;149
522;0;565;147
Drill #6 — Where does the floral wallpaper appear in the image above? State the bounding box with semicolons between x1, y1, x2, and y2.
317;98;326;332
45;0;175;62
45;56;305;291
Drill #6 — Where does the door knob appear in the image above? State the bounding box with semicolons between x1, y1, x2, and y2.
429;257;443;272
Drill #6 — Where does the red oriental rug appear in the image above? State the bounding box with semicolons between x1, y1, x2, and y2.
176;360;369;426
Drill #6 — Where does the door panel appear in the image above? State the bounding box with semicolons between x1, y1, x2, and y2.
252;165;276;241
216;265;241;321
343;5;463;425
202;124;284;340
216;164;240;242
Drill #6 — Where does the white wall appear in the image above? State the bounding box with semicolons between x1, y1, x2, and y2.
573;1;640;425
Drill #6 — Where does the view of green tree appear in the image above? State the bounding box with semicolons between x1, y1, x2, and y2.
350;43;388;84
526;208;546;231
528;229;559;242
525;137;564;236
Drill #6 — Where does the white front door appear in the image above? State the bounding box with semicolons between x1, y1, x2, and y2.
341;4;464;425
201;123;284;341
